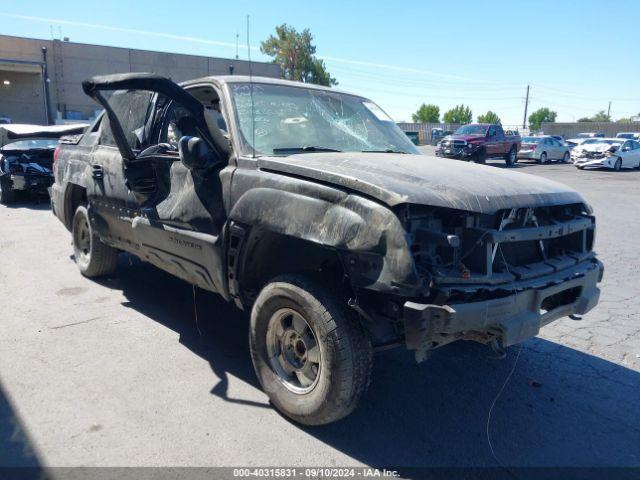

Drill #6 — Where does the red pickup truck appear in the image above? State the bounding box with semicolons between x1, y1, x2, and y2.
435;123;521;166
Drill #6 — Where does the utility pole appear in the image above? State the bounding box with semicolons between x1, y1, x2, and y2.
41;46;51;125
607;101;611;119
523;84;530;130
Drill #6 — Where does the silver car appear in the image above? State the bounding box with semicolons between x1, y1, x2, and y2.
517;136;571;164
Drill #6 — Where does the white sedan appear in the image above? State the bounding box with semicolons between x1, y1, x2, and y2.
574;139;640;170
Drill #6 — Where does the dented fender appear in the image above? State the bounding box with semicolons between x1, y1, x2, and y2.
229;169;422;296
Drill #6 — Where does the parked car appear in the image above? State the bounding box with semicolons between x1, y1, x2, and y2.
0;123;86;204
574;138;640;170
518;136;571;164
616;132;640;140
435;123;521;166
575;132;605;138
52;73;603;425
565;137;601;151
0;116;11;124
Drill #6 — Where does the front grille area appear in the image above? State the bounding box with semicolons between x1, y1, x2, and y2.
441;140;466;147
576;151;605;159
461;205;593;277
406;203;595;292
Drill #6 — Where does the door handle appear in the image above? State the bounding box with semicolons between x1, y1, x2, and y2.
91;164;104;179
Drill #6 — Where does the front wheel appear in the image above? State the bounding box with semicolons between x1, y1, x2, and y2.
473;148;487;164
562;152;570;163
0;177;15;205
72;205;119;277
614;158;622;171
250;275;372;425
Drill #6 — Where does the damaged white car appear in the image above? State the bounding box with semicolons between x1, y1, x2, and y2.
573;138;640;170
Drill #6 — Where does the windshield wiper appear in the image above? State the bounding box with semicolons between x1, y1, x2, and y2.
361;149;408;154
272;145;342;154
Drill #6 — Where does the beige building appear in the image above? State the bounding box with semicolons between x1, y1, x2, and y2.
0;34;281;125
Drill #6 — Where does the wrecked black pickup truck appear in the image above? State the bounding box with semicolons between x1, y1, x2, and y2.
51;73;603;425
0;123;86;204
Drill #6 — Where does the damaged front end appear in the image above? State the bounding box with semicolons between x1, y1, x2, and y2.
388;203;602;361
0;124;87;197
0;151;55;193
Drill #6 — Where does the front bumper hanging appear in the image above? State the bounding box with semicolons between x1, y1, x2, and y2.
403;258;603;361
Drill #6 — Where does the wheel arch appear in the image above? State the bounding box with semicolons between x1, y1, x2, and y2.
235;228;349;307
63;183;87;230
227;186;421;307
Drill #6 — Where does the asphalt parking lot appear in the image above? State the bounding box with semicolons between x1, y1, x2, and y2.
1;148;639;471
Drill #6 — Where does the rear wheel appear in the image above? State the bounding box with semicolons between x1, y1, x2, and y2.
250;274;372;425
0;177;15;205
72;205;119;277
537;152;547;164
505;147;517;167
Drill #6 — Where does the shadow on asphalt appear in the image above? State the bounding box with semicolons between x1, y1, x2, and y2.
98;259;640;470
2;196;51;210
0;382;43;469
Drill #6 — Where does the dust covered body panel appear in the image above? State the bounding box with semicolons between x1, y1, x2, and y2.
51;73;603;363
256;152;582;212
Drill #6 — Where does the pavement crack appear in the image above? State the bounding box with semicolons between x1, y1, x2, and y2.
50;316;104;330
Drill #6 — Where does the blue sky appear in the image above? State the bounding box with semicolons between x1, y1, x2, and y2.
1;0;639;125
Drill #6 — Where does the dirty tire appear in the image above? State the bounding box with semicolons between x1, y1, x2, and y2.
72;205;118;277
473;148;487;164
0;177;15;205
250;274;372;425
614;158;622;171
537;152;547;164
505;146;517;167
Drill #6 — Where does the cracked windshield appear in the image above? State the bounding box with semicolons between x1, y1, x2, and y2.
230;82;418;156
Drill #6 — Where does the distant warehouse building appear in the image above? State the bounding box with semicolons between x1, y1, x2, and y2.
0;34;281;125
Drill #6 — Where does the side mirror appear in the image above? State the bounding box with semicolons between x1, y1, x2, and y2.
178;136;218;170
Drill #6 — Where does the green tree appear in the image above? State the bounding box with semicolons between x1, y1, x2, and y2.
528;108;557;131
412;103;440;123
443;104;472;124
590;110;611;122
477;111;501;124
577;117;592;122
260;24;337;86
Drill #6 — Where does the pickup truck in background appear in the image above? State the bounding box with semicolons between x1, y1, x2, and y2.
435;123;522;166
